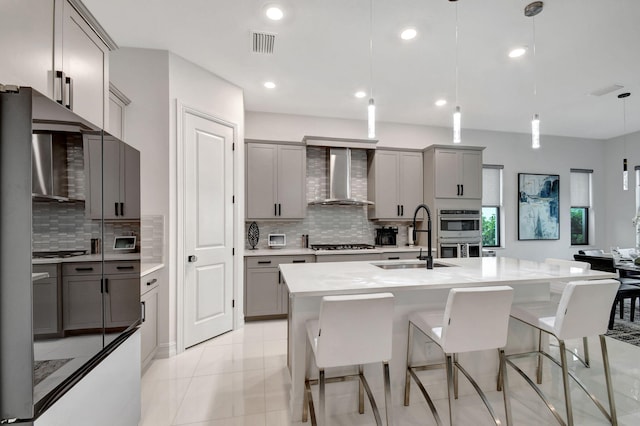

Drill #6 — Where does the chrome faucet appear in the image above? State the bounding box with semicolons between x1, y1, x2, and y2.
412;204;434;269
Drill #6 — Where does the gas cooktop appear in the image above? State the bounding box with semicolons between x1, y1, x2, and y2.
32;250;87;259
311;244;376;251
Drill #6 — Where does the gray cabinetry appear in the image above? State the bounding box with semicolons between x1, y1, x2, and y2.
0;0;111;128
315;253;382;263
425;146;483;200
85;135;141;220
33;264;62;337
140;269;160;370
244;255;314;318
368;150;423;220
380;251;421;261
246;142;306;219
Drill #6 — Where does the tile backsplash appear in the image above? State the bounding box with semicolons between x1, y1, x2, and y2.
246;146;413;250
141;215;164;263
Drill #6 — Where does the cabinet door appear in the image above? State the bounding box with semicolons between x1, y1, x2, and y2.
102;137;121;219
84;134;103;219
245;268;281;317
33;278;60;335
434;150;461;198
372;151;400;219
277;145;306;219
141;287;158;368
0;0;54;96
121;143;140;219
61;1;108;128
459;150;482;199
246;144;278;219
63;275;103;330
104;274;140;328
108;95;125;140
399;152;423;219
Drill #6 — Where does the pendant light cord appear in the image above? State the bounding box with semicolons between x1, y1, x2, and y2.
532;16;537;106
369;0;373;100
455;3;459;106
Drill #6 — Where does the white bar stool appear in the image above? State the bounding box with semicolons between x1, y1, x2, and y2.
545;258;592;367
302;292;394;426
502;279;619;426
404;286;514;426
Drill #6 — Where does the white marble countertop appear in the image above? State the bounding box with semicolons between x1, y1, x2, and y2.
141;263;165;277
243;246;430;257
280;256;617;297
32;253;140;264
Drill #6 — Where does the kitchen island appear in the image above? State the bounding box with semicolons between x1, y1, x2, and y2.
280;256;616;420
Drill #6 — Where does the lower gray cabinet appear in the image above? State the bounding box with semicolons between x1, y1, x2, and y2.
380;251;421;261
33;264;62;337
315;253;382;263
140;268;161;371
244;255;314;319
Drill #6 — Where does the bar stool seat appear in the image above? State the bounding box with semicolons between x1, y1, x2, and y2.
303;292;394;426
404;286;514;426
504;279;619;426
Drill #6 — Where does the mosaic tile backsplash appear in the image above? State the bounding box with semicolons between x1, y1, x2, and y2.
246;146;413;249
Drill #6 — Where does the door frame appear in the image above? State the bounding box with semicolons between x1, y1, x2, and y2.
176;101;241;354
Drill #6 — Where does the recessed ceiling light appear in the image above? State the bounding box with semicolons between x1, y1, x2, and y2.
508;47;527;58
435;99;447;107
354;91;367;98
400;28;417;40
265;6;284;21
264;81;276;89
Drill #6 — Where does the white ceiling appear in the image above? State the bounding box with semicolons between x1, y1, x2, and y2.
83;0;640;140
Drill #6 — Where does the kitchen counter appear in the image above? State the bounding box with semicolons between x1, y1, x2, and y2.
243;246;429;257
281;256;616;420
32;253;141;265
141;263;164;277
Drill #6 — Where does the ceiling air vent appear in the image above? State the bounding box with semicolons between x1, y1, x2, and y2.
251;31;276;54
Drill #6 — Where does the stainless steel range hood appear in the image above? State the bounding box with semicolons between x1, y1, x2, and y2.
31;133;78;202
308;147;374;206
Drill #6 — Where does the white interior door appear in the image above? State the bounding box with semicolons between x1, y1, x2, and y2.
183;111;234;348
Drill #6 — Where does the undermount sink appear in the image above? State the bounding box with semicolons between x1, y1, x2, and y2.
374;262;453;270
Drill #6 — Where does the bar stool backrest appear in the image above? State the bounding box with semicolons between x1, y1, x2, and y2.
554;279;619;340
441;286;513;354
545;258;591;271
315;292;394;368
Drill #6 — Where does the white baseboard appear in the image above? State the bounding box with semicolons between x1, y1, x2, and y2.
155;341;177;358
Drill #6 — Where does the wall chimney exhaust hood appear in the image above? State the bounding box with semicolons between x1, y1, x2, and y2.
303;136;377;206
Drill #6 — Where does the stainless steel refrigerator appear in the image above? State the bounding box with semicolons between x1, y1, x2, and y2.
1;86;141;423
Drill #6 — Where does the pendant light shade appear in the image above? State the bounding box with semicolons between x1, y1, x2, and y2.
623;158;629;191
531;113;540;149
368;98;376;139
619;92;631;191
453;106;461;143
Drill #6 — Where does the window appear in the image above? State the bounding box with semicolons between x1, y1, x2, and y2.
570;169;592;245
482;165;503;247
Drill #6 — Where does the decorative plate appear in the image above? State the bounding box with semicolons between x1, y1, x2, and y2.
248;221;259;249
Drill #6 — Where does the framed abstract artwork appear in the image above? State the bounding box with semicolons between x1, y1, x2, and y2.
518;173;560;240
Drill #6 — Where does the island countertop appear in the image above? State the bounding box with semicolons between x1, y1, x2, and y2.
279;256;617;297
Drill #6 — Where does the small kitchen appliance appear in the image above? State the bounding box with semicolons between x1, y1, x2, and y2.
268;233;286;248
375;226;398;247
113;235;136;251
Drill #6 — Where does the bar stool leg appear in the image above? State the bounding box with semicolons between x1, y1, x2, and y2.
582;337;590;367
558;340;574;426
497;348;504;392
536;330;544;384
600;335;618;426
383;361;394;426
499;349;513;426
404;323;414;406
319;368;326;426
453;353;459;399
445;354;455;426
358;365;365;414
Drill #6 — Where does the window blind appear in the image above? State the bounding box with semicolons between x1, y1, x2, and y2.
482;165;502;206
570;169;592;207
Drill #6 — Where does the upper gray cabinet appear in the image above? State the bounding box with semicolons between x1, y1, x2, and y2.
367;149;423;220
424;145;483;200
85;134;141;220
0;0;114;129
108;83;131;140
246;142;306;220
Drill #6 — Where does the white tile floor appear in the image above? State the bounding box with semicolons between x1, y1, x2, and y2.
140;320;640;425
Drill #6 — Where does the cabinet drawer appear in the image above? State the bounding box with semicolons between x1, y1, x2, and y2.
33;263;59;278
62;262;102;275
141;269;161;295
381;252;420;260
246;255;315;268
104;261;140;275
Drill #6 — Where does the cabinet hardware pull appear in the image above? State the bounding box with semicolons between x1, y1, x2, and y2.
257;260;272;264
401;205;404;216
115;202;119;216
388;256;400;260
104;278;109;293
66;76;73;110
117;266;135;270
292;260;306;263
278;270;281;283
460;185;463;196
274;203;277;216
278;203;282;216
147;278;158;286
120;202;124;216
141;301;146;323
55;71;65;105
75;267;93;271
457;184;461;196
397;205;400;216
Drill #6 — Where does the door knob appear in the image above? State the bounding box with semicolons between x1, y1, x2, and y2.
188;255;198;263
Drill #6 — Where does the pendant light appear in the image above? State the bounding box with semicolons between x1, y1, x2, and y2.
451;0;461;143
367;0;375;139
525;1;543;149
619;92;631;191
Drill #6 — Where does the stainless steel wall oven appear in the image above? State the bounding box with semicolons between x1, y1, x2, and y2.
438;209;482;258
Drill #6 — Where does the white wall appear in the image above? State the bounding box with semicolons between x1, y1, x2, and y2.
246;111;611;261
